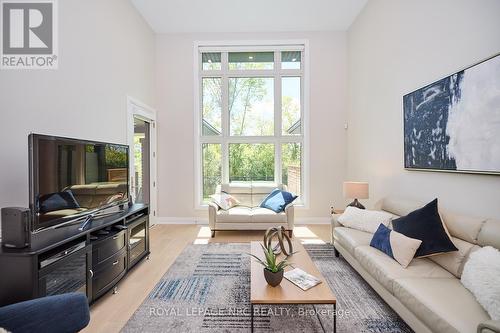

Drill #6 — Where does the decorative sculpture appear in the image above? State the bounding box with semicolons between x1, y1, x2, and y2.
263;226;294;256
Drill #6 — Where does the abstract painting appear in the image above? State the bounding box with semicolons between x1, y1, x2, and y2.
403;54;500;174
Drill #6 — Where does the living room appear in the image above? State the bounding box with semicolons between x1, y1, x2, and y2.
0;0;499;332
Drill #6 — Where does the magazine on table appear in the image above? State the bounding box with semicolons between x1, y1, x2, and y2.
284;268;322;291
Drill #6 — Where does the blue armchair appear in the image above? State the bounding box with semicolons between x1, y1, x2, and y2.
0;293;90;333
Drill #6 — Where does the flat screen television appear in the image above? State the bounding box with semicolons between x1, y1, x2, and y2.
29;134;130;231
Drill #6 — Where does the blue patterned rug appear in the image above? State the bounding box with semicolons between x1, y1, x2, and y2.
122;243;412;332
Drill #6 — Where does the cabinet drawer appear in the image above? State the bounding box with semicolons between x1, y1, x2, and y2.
92;230;126;265
92;249;127;296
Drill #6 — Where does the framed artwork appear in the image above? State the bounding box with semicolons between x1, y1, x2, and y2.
403;53;500;175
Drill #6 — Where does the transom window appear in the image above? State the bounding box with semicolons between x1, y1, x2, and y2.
196;44;306;206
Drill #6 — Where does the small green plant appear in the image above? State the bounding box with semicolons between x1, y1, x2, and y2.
248;243;293;273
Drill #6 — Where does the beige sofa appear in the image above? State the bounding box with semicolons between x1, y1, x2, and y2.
332;197;500;333
208;183;294;237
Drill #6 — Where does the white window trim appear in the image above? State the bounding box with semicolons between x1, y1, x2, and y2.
193;40;310;210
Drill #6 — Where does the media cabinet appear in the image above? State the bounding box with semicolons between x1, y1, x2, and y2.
0;204;149;307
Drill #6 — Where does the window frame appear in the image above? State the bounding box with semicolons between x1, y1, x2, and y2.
194;41;310;209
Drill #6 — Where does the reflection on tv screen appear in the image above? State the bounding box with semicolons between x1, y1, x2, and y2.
35;138;129;225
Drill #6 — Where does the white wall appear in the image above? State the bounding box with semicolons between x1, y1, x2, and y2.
155;32;348;221
0;0;154;214
347;0;500;218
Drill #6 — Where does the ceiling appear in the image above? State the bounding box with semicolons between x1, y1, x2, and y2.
130;0;368;33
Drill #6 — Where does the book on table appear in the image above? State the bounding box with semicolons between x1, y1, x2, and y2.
284;268;322;291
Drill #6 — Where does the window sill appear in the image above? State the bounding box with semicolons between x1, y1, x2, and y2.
196;203;307;210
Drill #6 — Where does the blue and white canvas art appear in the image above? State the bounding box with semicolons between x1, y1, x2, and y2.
403;54;500;174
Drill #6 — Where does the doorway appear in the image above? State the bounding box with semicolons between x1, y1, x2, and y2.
133;118;150;204
127;97;157;221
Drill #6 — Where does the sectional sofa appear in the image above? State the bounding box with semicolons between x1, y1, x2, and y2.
332;197;500;333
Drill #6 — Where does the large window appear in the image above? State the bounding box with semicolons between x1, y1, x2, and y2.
197;44;306;205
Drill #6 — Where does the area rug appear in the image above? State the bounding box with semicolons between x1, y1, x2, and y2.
122;243;412;333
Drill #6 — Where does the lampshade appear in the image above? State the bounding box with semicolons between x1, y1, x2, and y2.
343;181;369;199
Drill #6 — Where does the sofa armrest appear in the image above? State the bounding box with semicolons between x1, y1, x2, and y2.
285;204;294;230
331;213;343;244
331;213;342;228
0;293;90;333
478;320;500;333
208;202;219;230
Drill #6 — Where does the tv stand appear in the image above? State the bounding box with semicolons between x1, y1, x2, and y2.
0;204;150;307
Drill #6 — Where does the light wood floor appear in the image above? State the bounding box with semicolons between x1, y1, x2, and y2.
83;224;331;333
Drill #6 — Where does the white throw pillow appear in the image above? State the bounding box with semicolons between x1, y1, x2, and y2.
338;206;394;234
210;192;240;210
461;246;500;320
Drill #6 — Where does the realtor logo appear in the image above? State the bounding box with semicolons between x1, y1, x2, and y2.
1;0;58;69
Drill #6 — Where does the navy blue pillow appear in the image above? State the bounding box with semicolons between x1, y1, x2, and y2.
39;190;80;213
370;224;394;258
392;199;457;257
260;189;297;213
370;223;423;267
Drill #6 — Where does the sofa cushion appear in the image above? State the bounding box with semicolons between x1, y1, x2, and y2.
380;197;424;217
252;193;268;207
440;211;486;244
333;227;373;255
251;183;282;194
477;219;500;249
220;183;252;194
216;206;252;222
392;199;458;257
232;194;253;208
69;185;97;195
354;246;454;294
95;183;127;195
430;237;475;278
251;207;287;223
216;207;287;223
220;183;286;208
393;278;490;333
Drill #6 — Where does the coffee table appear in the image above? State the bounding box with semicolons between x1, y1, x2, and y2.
250;240;337;332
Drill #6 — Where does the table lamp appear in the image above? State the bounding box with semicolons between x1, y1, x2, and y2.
343;181;369;209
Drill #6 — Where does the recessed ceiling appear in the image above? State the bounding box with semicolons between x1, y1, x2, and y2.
130;0;368;33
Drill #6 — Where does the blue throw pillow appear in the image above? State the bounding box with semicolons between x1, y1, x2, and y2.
260;189;297;213
370;224;422;268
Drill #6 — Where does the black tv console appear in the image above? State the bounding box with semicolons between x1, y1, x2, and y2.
0;204;150;307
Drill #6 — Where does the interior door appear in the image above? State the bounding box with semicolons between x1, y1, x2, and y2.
133;117;150;205
128;97;157;221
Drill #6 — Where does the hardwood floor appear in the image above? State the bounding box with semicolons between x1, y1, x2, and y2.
83;224;331;333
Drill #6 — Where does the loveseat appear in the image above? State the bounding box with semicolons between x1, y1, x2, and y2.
208;183;295;237
332;197;500;333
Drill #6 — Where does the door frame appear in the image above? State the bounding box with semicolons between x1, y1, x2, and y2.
127;96;157;224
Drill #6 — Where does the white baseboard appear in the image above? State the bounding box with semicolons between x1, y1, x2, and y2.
154;217;330;225
155;217;208;225
295;217;331;225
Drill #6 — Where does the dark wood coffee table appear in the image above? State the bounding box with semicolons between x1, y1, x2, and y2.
250;240;337;332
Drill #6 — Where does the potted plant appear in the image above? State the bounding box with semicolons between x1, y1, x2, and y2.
249;244;293;287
